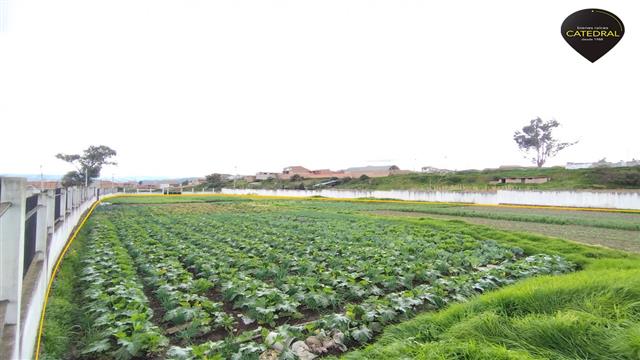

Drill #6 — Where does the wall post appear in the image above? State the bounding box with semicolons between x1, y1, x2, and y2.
0;177;26;358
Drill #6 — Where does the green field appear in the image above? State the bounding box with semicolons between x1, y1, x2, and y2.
224;166;640;191
41;196;640;359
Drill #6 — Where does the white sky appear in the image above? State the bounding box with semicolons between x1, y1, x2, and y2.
1;1;639;178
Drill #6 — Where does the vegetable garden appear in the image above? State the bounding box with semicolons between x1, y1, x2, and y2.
41;197;579;359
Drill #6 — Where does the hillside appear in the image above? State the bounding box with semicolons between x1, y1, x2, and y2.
223;166;640;192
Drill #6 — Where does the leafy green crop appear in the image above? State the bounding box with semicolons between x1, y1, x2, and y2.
45;199;578;359
78;221;167;359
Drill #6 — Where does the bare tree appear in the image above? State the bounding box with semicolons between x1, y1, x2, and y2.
513;117;577;167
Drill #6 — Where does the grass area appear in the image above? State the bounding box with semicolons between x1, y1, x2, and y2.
40;220;91;360
370;204;640;231
381;211;640;253
265;196;640;231
228;166;640;191
338;166;640;191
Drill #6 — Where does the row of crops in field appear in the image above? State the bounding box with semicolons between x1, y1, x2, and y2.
42;198;575;360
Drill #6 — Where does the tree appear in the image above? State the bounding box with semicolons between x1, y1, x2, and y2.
205;173;226;190
513;117;577;168
56;145;117;187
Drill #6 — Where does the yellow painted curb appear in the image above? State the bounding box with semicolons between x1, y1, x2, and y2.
34;197;103;360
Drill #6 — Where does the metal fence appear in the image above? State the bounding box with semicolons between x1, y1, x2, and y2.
23;195;39;277
54;188;62;221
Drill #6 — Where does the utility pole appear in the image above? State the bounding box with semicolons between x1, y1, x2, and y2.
40;165;44;192
233;166;237;189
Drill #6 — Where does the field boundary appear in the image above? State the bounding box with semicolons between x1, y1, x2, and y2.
219;188;640;210
113;192;640;213
33;202;98;359
0;177;120;360
38;194;594;360
33;191;640;359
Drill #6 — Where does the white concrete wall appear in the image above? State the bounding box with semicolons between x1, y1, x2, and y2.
220;188;498;204
498;190;640;209
19;268;46;360
45;197;95;276
16;194;98;359
0;176;118;360
19;192;119;359
0;178;26;360
18;192;98;359
220;188;640;210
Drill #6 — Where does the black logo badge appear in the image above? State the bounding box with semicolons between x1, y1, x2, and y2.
561;9;624;62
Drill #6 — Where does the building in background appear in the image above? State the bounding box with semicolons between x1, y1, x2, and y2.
280;166;346;180
489;176;550;185
278;165;410;179
255;172;279;181
26;180;61;190
281;166;313;179
344;165;410;178
566;159;640;170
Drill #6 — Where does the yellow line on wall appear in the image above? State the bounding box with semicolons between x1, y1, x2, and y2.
34;199;102;360
113;192;640;213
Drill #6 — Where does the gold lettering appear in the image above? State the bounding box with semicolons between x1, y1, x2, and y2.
565;30;621;38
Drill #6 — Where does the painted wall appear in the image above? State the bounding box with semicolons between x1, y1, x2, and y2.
0;177;117;360
220;188;640;210
498;190;640;210
21;190;104;360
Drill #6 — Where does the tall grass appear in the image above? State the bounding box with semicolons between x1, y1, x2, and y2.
339;268;640;360
40;221;92;360
336;219;640;360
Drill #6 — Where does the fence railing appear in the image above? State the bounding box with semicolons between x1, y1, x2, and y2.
0;177;117;360
23;195;39;277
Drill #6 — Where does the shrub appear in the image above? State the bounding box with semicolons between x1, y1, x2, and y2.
587;168;640;187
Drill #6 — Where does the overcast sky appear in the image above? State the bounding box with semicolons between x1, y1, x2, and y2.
1;1;638;178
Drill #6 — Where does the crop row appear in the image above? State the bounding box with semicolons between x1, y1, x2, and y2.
78;220;167;359
94;204;575;359
110;210;303;327
101;207;541;307
165;254;573;359
114;219;234;340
